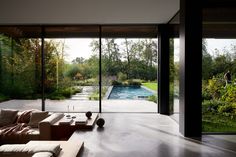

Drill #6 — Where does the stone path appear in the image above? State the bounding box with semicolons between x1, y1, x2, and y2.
70;86;96;100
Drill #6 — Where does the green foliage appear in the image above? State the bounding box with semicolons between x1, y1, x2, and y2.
76;79;97;86
148;95;157;103
127;80;141;86
89;87;107;100
218;103;236;116
111;80;122;86
117;72;127;82
0;93;9;102
202;80;212;101
202;100;228;113
221;85;236;103
202;112;236;132
206;76;225;99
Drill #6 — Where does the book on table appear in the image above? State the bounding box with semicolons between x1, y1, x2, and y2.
59;118;73;125
75;117;88;125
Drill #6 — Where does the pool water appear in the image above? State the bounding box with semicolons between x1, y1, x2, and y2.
108;86;154;99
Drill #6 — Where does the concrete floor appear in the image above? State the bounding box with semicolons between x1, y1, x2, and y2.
69;113;236;157
1;100;235;156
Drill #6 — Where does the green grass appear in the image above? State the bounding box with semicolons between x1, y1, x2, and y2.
0;93;9;102
142;83;157;91
202;112;236;132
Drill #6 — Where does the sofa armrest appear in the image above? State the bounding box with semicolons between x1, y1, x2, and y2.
39;113;64;140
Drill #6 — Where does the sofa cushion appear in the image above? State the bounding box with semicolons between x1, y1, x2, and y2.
17;110;35;124
28;111;49;128
0;109;18;127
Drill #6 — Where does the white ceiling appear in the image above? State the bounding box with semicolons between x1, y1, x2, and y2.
0;0;179;24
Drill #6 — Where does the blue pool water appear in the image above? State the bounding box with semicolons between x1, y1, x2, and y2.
108;86;154;99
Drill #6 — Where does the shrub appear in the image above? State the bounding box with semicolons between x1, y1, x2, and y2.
89;93;99;100
112;80;122;86
47;87;74;100
206;77;225;100
148;95;157;103
0;93;9;102
127;80;141;86
202;100;228;113
71;87;82;95
117;72;127;82
218;103;236;115
89;87;107;100
221;85;236;103
202;80;212;101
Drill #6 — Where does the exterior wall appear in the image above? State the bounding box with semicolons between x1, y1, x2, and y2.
0;0;178;24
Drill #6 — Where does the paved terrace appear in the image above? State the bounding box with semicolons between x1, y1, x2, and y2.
0;99;158;113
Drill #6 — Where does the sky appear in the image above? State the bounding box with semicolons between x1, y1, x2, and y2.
55;38;236;63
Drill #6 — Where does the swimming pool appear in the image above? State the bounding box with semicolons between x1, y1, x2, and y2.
108;86;155;99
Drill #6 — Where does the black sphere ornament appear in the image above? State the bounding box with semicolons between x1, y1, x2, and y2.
86;111;92;119
96;118;105;127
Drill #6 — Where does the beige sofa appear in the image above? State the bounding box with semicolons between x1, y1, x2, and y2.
0;140;84;157
0;110;64;144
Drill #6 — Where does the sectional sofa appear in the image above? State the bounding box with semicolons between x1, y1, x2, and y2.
0;109;64;144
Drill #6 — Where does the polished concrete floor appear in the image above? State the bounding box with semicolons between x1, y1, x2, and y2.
69;113;236;157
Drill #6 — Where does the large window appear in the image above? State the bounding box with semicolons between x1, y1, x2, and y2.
0;35;41;110
101;38;158;112
44;38;99;112
202;39;236;133
0;26;158;113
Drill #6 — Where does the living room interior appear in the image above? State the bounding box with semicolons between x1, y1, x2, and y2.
0;0;236;157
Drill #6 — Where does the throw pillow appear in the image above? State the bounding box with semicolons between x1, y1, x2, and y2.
28;111;49;128
0;109;18;127
17;110;35;124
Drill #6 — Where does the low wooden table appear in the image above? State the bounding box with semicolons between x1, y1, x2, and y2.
27;140;84;157
51;113;98;140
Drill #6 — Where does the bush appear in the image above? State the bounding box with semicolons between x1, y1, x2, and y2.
127;80;141;86
218;103;236;115
148;95;157;103
117;72;127;82
89;93;99;100
47;87;75;100
202;80;212;101
71;87;82;95
76;78;97;86
112;80;122;86
221;85;236;103
0;93;9;102
206;77;225;100
89;87;107;100
202;100;228;113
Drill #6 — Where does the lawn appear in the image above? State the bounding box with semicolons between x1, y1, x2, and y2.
202;112;236;132
142;82;157;91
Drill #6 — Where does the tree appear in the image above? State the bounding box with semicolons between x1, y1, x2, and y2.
202;39;213;80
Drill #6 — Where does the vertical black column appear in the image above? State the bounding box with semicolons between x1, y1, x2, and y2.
158;24;170;115
99;25;102;113
179;0;202;138
41;27;45;111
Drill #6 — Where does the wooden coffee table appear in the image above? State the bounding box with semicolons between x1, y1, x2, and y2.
51;113;98;140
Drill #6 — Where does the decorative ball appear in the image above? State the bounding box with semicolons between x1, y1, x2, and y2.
96;118;105;127
86;111;92;119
